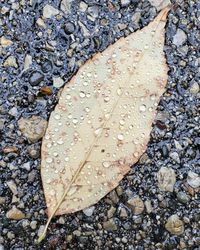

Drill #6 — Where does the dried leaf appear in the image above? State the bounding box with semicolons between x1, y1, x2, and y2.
149;0;171;10
39;8;170;242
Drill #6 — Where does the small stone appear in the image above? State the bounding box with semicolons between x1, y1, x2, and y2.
0;197;6;205
107;206;116;218
144;200;153;214
43;4;59;19
0;36;13;47
3;56;18;68
64;22;75;34
132;12;141;26
149;0;171;11
3;146;18;154
169;151;180;163
18;116;47;142
190;82;199;94
66;234;73;242
173;29;187;47
6;180;18;195
103;219;117;231
120;0;131;7
165;215;184;235
73;230;81;237
176;192;190;204
83;206;95;216
30;221;37;230
40;86;53;95
60;0;72;14
24;55;32;71
41;60;52;73
53;77;64;88
28;146;40;159
127;196;144;215
37;225;45;237
36;18;46;28
8;107;18;117
6;207;25;220
108;190;119;204
79;1;88;12
29;71;44;86
157;167;176;192
119;207;128;218
187;171;200;188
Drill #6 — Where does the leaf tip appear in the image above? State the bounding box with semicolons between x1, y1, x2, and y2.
156;6;171;22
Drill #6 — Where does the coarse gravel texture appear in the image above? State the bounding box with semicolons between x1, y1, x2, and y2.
0;0;200;249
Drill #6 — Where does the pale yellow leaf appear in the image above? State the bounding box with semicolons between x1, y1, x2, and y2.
39;7;170;242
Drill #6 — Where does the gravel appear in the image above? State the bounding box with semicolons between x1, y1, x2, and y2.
0;0;199;249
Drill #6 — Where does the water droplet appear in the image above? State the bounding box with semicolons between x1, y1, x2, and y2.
47;143;52;148
85;107;90;113
53;152;58;157
73;118;78;124
102;161;111;168
66;94;71;100
117;88;122;96
68;186;78;196
94;127;102;136
104;113;110;120
104;96;110;102
50;190;55;196
46;157;53;163
117;134;124;141
119;119;125;125
64;157;69;162
144;44;149;50
46;179;51;184
57;138;64;145
79;91;86;98
139;104;146;112
87;72;92;77
54;113;61;120
83;81;88;86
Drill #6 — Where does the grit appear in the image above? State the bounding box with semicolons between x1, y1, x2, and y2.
0;0;200;249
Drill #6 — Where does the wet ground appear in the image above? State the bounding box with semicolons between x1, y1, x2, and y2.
0;0;200;249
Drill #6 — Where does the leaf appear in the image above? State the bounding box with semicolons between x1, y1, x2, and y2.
149;0;171;11
38;7;170;242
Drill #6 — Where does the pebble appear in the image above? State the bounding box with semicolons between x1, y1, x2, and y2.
176;192;190;204
3;56;18;68
103;219;117;231
127;196;144;215
18;116;47;142
120;0;131;7
8;107;18;117
157;167;176;192
144;200;153;214
28;146;40;159
79;1;88;12
0;197;6;205
23;55;32;71
83;206;95;216
189;82;199;94
149;0;171;11
0;36;13;47
165;214;184;235
169;151;180;163
29;71;44;86
119;207;128;218
53;77;64;88
187;171;200;188
173;29;187;47
6;180;18;195
60;0;72;14
6;207;25;220
36;18;46;28
64;22;75;34
0;244;4;250
30;221;37;230
43;4;59;19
